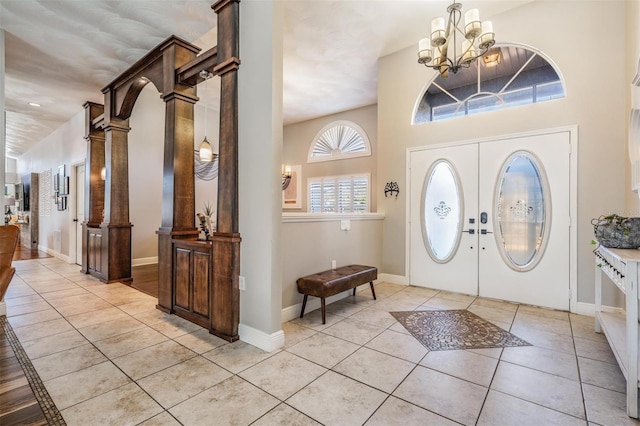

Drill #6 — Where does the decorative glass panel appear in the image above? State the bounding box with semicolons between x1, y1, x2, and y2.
421;160;463;263
495;151;549;271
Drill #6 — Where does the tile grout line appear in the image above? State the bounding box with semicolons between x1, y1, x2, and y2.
1;315;67;426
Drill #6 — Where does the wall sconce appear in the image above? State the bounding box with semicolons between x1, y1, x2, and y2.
100;167;106;181
384;181;400;198
282;165;292;190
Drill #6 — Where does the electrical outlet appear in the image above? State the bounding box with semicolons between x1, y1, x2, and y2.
331;260;336;270
239;276;246;291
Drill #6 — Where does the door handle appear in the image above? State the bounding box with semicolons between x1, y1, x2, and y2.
463;229;476;235
73;219;79;222
480;229;493;235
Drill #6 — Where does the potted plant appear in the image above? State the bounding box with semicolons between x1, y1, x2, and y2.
592;214;640;249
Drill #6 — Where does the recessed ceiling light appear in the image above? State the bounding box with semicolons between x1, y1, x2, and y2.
28;102;41;107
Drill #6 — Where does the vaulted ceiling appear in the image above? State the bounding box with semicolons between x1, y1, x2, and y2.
1;0;531;157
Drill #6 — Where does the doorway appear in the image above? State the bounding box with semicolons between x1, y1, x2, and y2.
409;130;573;310
75;163;85;265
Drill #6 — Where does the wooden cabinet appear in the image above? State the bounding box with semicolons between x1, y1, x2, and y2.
594;246;640;419
87;227;102;275
173;239;212;329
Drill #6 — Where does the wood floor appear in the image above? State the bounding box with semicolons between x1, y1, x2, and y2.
0;324;48;426
12;246;51;261
129;264;159;298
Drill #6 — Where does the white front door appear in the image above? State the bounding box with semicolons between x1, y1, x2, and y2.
409;131;571;310
75;164;85;265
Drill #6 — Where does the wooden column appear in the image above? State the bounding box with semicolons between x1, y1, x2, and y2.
101;117;132;282
157;40;200;313
209;0;241;341
81;102;105;274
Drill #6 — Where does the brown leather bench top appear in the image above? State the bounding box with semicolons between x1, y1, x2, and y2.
296;265;378;298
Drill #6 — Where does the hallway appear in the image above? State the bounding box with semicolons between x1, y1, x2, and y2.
1;257;635;425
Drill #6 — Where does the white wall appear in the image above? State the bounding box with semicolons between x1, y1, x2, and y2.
283;104;378;211
378;1;627;306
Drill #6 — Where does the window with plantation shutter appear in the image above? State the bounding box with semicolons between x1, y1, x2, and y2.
308;121;372;163
308;174;369;213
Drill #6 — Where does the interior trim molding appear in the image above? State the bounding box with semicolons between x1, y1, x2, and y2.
282;212;384;223
38;245;73;264
238;323;285;352
574;301;623;317
132;257;158;266
379;273;409;285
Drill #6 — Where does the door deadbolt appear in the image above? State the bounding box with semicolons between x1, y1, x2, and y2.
480;212;488;224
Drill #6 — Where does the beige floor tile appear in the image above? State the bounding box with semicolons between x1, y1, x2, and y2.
471;298;519;313
365;329;428;363
169;376;278;425
393;365;488;425
398;285;439;299
583;383;638;426
517;304;570;321
138;356;232;409
437;291;477;304
509;323;576;355
501;346;579;381
46;292;103;308
137;412;181;426
3;294;43;306
290;309;344;331
55;298;114;317
578;356;626;393
387;291;430;306
366;396;458;426
342;293;381;308
253;403;320;425
66;306;128;328
32;343;107;381
281;321;317;349
93;326;169;358
570;313;595;325
6;300;51;317
491;361;585;419
287;332;359;368
467;304;516;324
61;382;162;426
116;299;158;315
148;314;202;338
12;317;74;342
203;340;277;374
478;390;586;426
574;336;618;365
39;287;89;301
322;317;385;345
45;361;131;409
467;347;503;359
420;349;499;387
7;308;61;328
22;329;88;359
348;307;397;328
78;315;146;342
512;312;572;336
572;320;609;343
240;351;327;399
134;308;171;325
374;282;407;293
113;340;197;380
4;283;36;298
288;371;387;425
421;297;472;310
324;299;367;317
334;347;415;393
173;328;228;354
28;280;80;294
388;321;412;335
371;298;422;312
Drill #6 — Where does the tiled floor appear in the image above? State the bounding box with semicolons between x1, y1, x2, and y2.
2;257;638;426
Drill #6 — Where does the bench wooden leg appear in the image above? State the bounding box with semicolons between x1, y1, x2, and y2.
321;297;326;324
369;281;376;300
353;287;357;296
300;294;308;318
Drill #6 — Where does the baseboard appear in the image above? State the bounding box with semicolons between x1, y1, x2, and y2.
0;301;5;316
574;301;624;317
132;257;158;266
38;245;73;263
379;273;408;285
238;323;285;352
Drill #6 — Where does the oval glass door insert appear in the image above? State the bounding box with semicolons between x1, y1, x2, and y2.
421;160;463;263
495;151;550;271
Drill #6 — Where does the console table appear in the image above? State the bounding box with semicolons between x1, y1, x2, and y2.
594;246;640;418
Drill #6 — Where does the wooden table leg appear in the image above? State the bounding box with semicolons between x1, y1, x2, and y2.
321;297;326;324
369;281;376;300
300;294;308;318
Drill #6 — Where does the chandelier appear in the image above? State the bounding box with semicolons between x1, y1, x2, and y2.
418;2;495;77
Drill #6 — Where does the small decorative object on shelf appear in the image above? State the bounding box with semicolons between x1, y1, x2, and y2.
384;181;400;198
592;214;640;249
197;213;211;240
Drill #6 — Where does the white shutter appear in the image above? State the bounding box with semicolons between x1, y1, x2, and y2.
309;179;322;213
338;177;352;213
353;176;368;213
307;174;370;213
323;177;336;213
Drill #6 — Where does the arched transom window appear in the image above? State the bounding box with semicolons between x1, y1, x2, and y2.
308;120;371;163
414;44;565;124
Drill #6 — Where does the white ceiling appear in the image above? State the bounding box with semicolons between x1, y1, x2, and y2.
1;0;530;157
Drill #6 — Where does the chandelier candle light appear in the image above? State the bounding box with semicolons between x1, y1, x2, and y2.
418;2;495;77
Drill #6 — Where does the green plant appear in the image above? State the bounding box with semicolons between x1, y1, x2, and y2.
203;201;214;217
592;214;632;236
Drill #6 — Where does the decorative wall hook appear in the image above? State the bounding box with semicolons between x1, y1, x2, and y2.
384;181;400;198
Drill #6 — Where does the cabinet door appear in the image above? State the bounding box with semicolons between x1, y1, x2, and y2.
193;251;210;317
174;248;191;311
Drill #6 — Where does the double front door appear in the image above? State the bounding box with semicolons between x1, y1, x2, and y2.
409;131;571;310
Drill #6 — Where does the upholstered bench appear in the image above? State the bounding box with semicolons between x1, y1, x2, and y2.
296;264;377;324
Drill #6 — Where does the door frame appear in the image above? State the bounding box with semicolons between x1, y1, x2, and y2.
69;160;85;265
405;125;578;313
